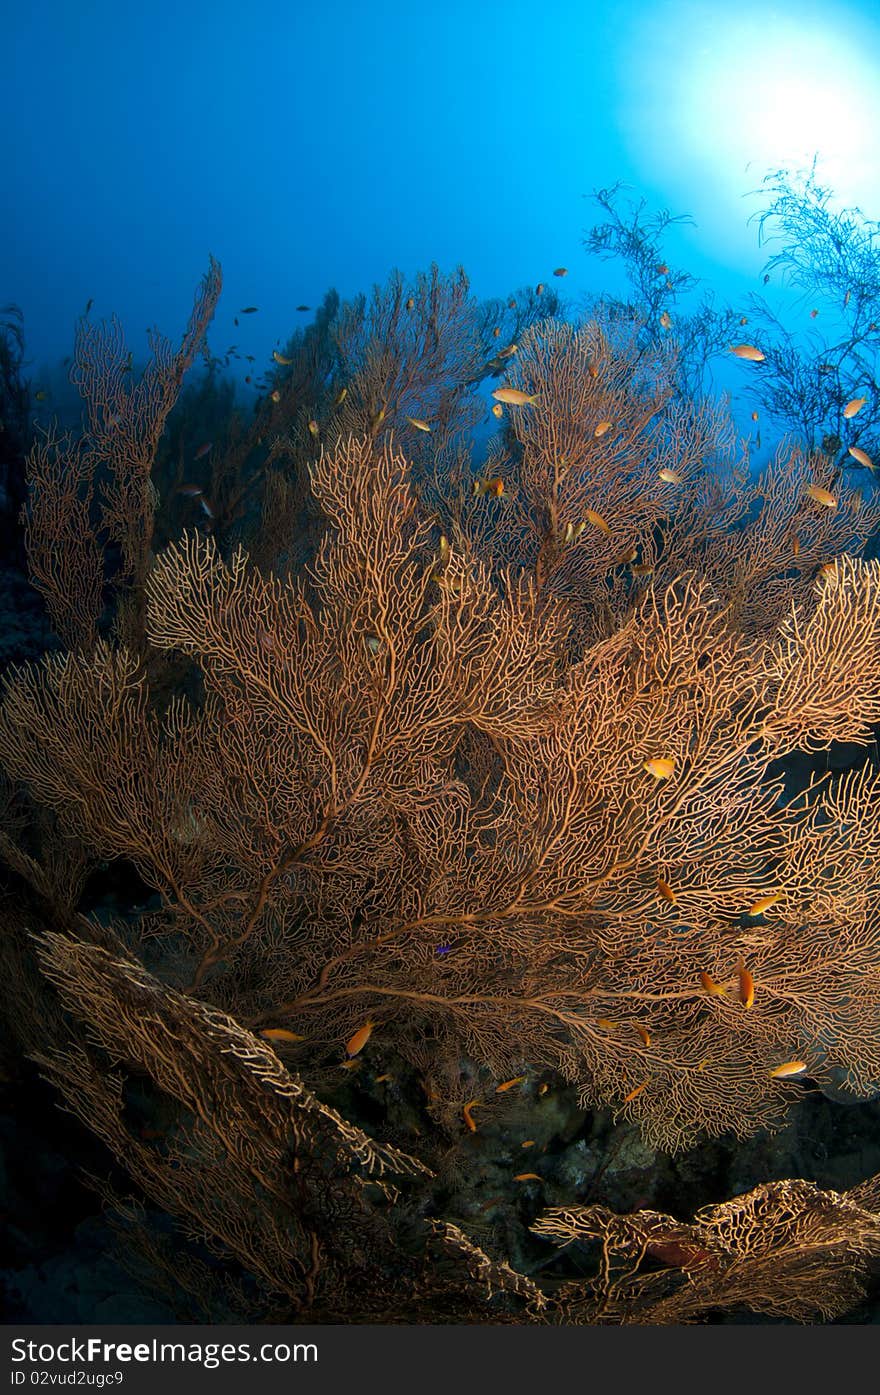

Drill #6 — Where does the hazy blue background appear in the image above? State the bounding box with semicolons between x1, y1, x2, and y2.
3;0;879;404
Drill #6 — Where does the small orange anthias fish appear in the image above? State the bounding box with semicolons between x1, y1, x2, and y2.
747;892;782;916
699;971;727;998
729;343;765;362
463;1100;480;1132
495;1075;527;1093
769;1060;808;1079
644;757;675;780
259;1027;305;1043
345;1020;375;1057
623;1080;648;1103
514;1172;544;1182
491;386;536;406
194;441;212;459
736;958;755;1010
656;877;677;904
848;446;874;471
585;508;610;534
553;267;568;277
805;483;837;508
473;476;504;498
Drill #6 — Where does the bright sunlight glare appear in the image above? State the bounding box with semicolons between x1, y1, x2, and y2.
686;22;879;200
622;3;880;259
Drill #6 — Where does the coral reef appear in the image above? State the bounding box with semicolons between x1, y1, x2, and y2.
3;247;880;1323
